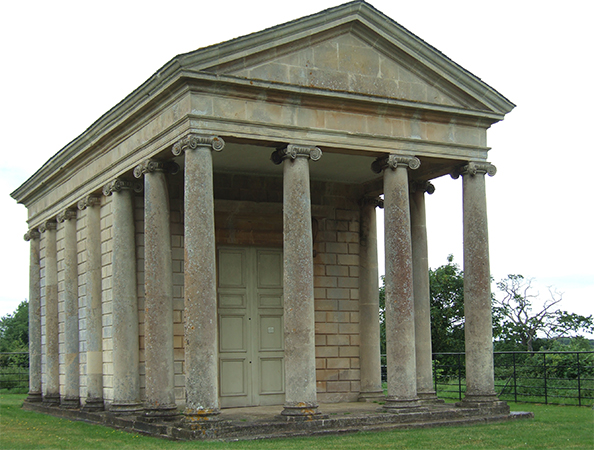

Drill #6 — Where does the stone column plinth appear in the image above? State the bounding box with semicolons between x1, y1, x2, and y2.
40;220;60;405
372;154;422;412
25;229;42;403
134;160;179;420
172;134;224;421
453;162;506;411
357;196;384;402
272;144;323;419
57;209;80;408
78;195;104;411
410;182;441;403
103;179;142;414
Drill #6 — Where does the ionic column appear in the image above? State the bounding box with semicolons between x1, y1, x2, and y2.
172;134;224;420
78;195;104;411
271;144;323;419
410;181;441;403
357;196;384;402
134;160;179;420
372;154;422;411
103;179;142;414
452;162;505;409
24;229;42;403
39;220;60;405
57;208;80;408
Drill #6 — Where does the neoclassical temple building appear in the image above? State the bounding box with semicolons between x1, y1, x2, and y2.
12;1;513;422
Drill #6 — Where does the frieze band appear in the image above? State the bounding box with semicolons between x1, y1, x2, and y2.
102;179;143;196
172;134;225;156
451;162;497;179
271;144;322;165
371;154;421;174
133;160;180;178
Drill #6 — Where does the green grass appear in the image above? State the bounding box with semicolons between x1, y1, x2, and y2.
1;393;593;449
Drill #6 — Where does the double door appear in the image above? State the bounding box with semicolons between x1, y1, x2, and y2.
217;247;285;407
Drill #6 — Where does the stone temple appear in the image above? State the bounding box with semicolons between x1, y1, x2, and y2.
11;0;519;438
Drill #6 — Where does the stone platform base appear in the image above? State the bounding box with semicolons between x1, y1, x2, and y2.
22;401;533;441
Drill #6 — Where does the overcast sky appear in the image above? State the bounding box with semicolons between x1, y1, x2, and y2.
1;1;592;327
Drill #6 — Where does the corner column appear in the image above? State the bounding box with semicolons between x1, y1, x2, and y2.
78;195;104;411
103;179;143;414
172;134;224;420
40;220;60;405
372;154;422;411
134;160;179;420
24;229;42;403
357;196;384;401
453;162;506;410
271;144;323;419
410;181;441;403
57;208;80;408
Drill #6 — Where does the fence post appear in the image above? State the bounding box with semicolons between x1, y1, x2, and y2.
543;353;548;405
576;352;582;407
458;353;463;400
513;352;517;403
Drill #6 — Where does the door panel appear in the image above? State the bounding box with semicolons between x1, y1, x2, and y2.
218;247;284;407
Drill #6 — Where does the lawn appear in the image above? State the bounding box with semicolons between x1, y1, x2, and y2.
1;393;592;449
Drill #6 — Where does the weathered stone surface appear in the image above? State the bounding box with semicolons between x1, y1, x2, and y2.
24;229;42;403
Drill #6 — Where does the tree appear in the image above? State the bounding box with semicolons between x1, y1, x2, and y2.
429;255;465;353
0;300;29;353
493;274;594;352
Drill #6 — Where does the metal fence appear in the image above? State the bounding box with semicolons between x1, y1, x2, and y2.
0;352;29;390
381;351;594;406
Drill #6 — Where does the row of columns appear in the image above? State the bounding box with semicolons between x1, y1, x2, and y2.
24;134;499;416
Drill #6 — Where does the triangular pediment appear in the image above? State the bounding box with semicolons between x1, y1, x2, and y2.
177;1;514;115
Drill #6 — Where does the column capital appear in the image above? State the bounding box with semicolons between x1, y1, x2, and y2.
38;220;57;233
410;181;435;195
102;179;143;196
78;195;102;210
57;208;78;223
360;196;384;209
371;154;420;174
271;144;322;165
451;162;497;179
133;159;179;178
172;134;225;156
24;229;41;241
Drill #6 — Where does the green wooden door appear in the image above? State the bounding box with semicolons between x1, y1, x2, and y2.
218;247;285;407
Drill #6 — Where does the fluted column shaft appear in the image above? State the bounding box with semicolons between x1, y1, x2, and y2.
456;163;500;405
272;144;322;418
58;209;80;408
79;195;104;411
134;160;178;419
357;197;384;401
173;134;224;420
410;182;439;402
25;229;42;403
372;154;421;411
104;179;142;414
41;220;60;405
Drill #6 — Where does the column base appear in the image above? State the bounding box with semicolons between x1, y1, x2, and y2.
25;391;43;403
143;404;180;422
382;396;427;413
81;397;105;412
456;394;510;414
417;390;444;404
60;396;80;409
42;393;61;406
183;408;221;423
281;402;327;420
109;401;143;415
358;390;385;402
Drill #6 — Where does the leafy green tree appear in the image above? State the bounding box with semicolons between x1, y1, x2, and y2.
0;300;28;353
493;274;594;352
429;255;465;353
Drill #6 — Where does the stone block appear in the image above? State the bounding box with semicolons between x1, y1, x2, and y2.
338;277;359;288
315;322;338;335
325;242;348;254
315;300;337;311
338;323;359;334
326;381;351;392
316;369;339;381
326;288;350;299
337;231;359;243
315;346;339;358
327;358;350;369
337;254;359;266
327;334;350;346
326;265;349;277
339;346;359;358
314;276;337;288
